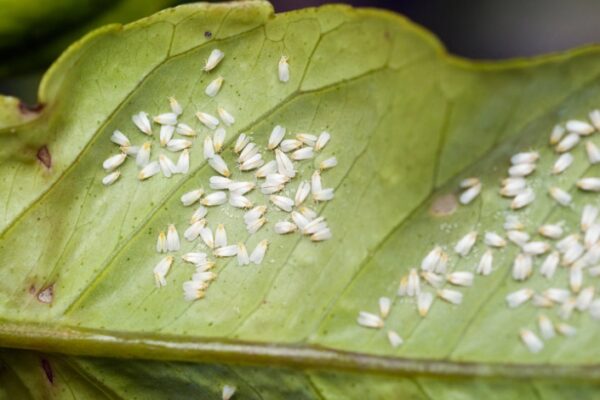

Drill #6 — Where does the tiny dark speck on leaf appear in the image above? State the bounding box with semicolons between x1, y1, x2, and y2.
41;358;53;384
37;145;52;169
429;193;458;217
204;31;212;38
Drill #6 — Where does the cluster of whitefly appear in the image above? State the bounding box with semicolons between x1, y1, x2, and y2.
357;110;600;354
100;49;337;301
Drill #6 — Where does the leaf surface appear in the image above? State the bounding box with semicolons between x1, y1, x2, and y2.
1;0;600;384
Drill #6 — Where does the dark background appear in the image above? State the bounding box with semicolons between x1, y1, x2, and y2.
2;0;600;103
273;0;600;59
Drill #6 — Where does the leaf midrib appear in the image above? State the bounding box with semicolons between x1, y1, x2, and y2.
1;320;599;380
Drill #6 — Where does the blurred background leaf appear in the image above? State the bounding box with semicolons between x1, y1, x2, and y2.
3;349;600;400
0;0;184;103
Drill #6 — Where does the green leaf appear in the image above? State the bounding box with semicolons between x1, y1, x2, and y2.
2;0;600;390
0;0;181;77
3;350;600;399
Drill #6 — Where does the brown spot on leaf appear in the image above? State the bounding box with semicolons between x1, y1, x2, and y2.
204;30;212;38
37;146;51;169
41;358;53;384
18;101;44;115
429;193;458;217
29;284;36;294
37;285;53;304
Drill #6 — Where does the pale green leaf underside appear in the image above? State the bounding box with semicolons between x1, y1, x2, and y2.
2;0;600;380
